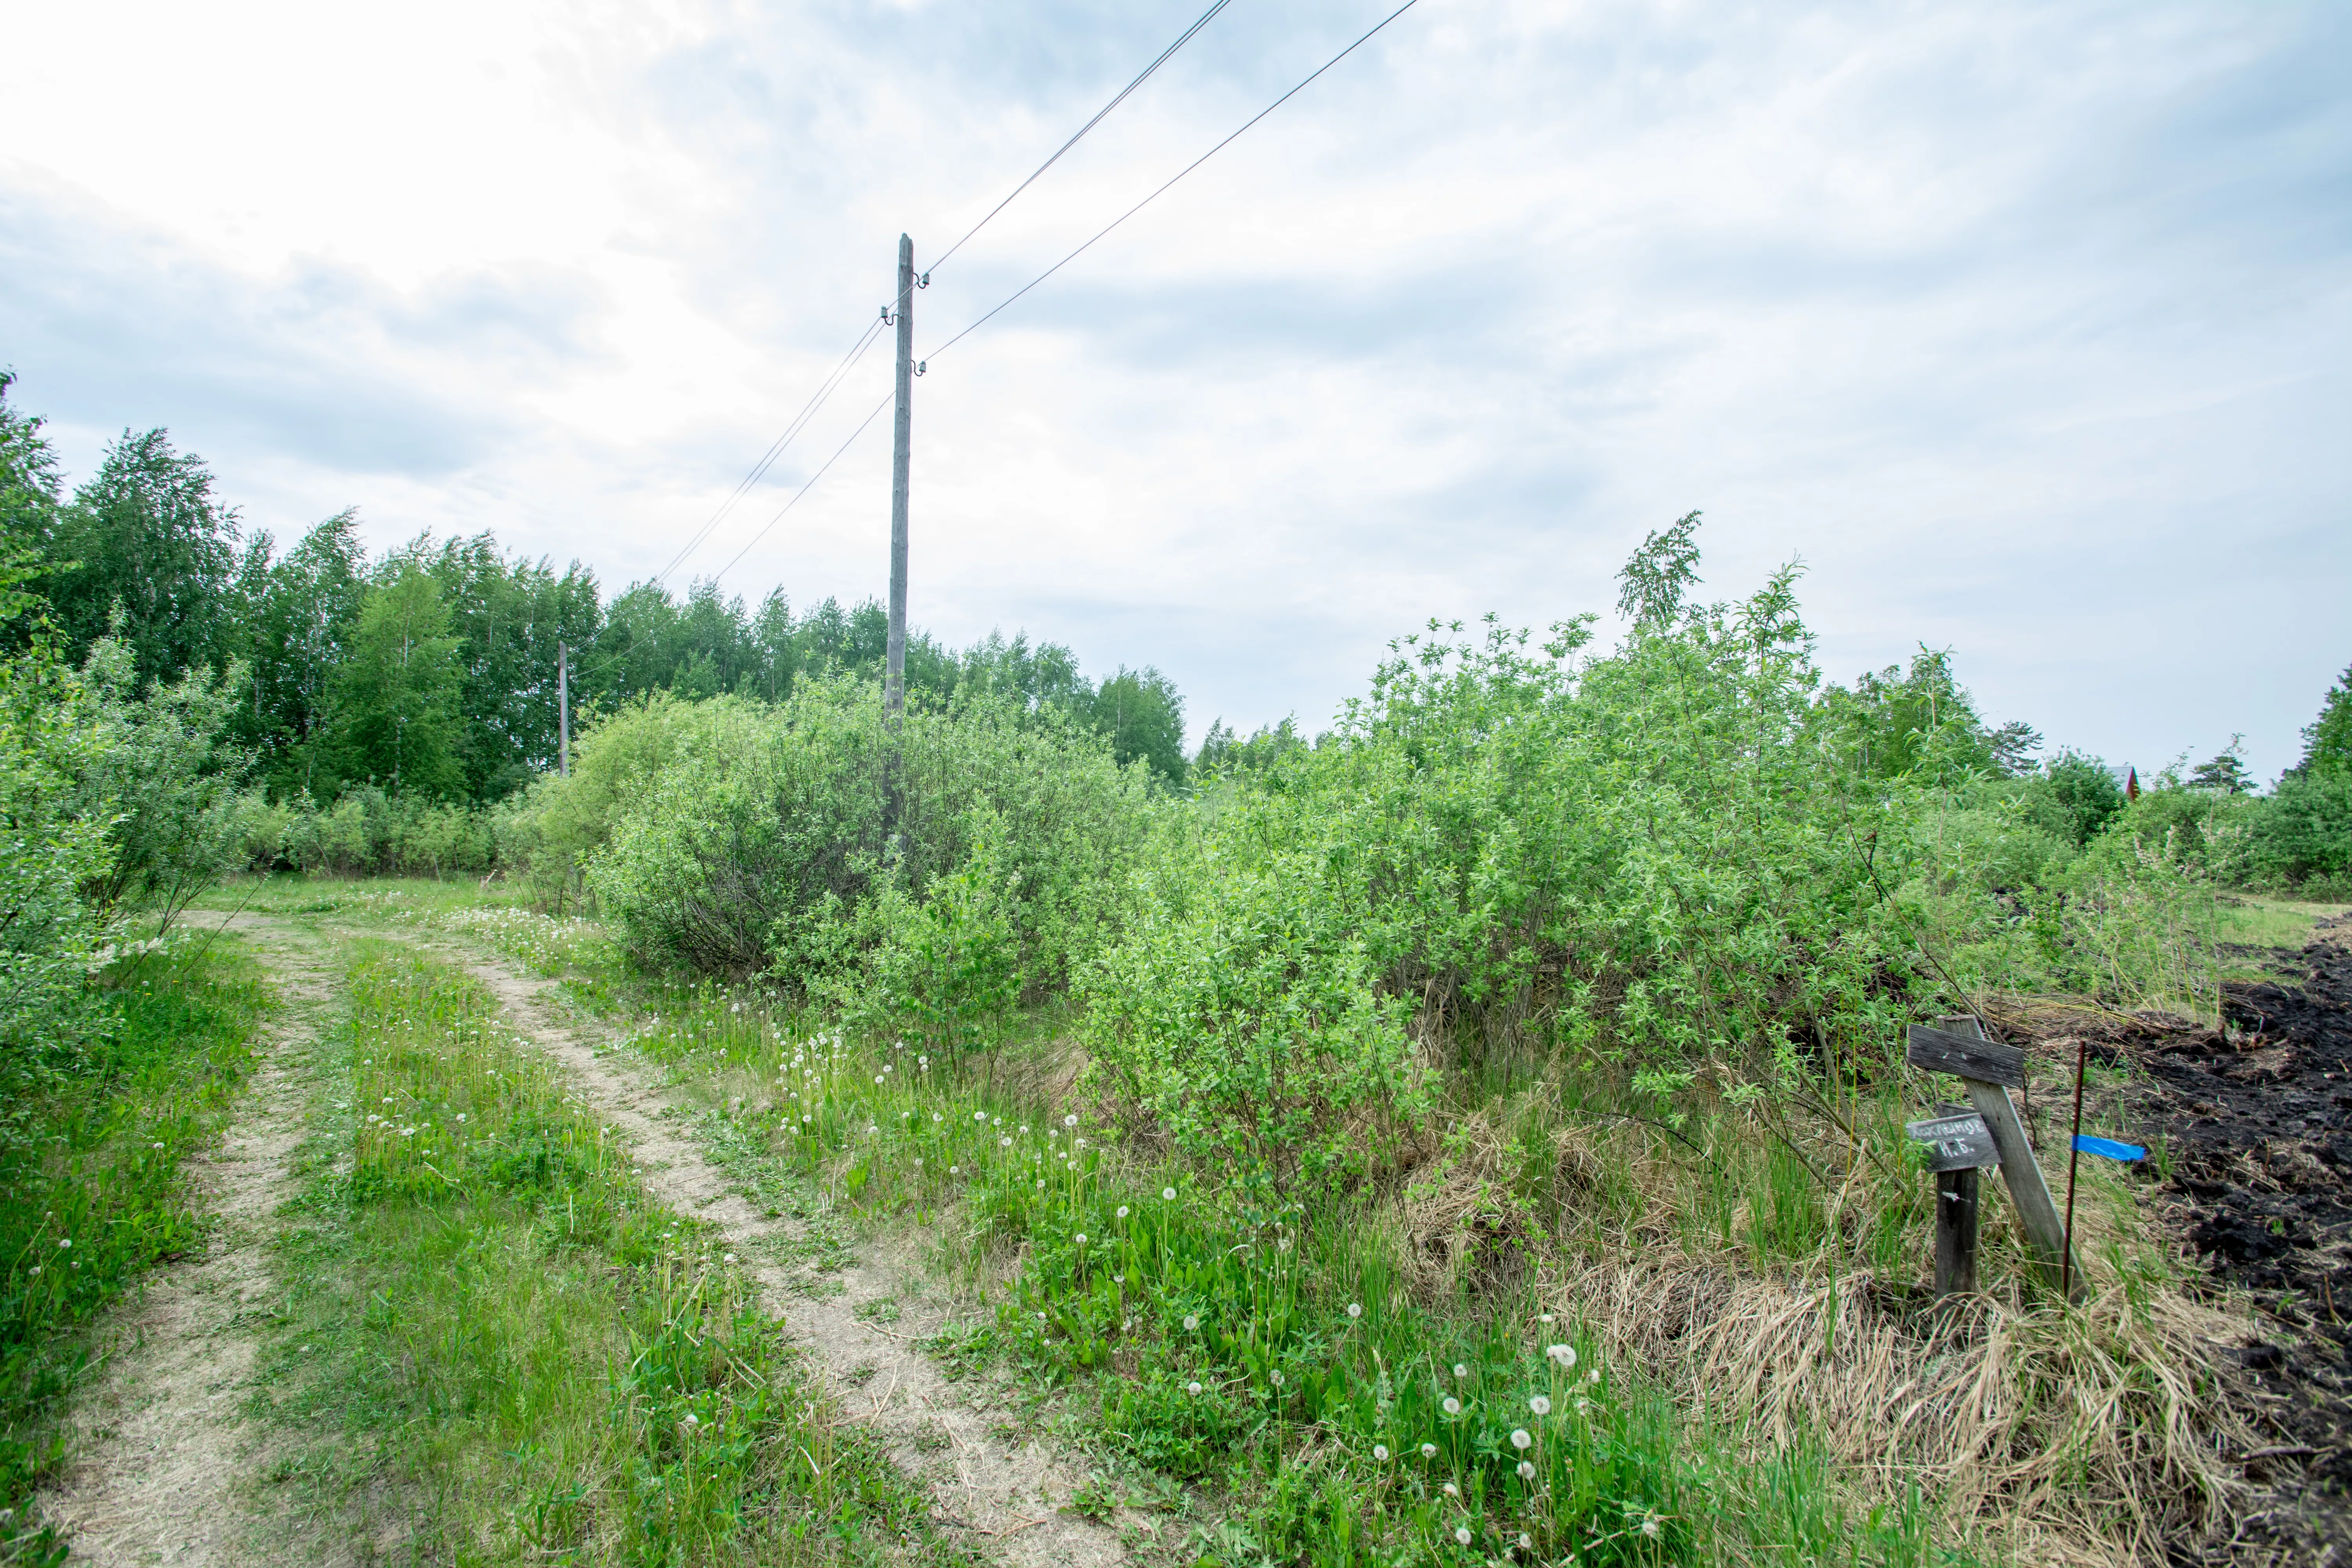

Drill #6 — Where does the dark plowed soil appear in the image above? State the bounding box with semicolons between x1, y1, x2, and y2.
1993;918;2352;1561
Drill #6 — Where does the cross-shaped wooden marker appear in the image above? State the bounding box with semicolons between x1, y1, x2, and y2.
1906;1014;2085;1302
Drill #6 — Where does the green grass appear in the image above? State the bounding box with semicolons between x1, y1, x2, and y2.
190;870;534;924
424;911;1940;1567
0;945;270;1565
252;939;958;1566
407;893;2228;1564
2215;892;2348;958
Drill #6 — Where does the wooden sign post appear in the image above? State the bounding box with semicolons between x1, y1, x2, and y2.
1905;1014;2085;1303
1905;1102;1994;1295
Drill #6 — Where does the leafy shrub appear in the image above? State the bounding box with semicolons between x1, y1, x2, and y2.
235;784;495;879
2242;768;2352;892
1082;851;1424;1197
69;638;248;930
585;676;1153;1000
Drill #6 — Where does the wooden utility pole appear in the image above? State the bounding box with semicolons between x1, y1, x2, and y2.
886;232;914;724
557;640;571;777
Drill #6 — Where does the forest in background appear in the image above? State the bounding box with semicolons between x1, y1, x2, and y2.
0;373;1190;813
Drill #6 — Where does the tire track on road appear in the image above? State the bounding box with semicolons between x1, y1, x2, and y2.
38;922;343;1568
367;921;1129;1568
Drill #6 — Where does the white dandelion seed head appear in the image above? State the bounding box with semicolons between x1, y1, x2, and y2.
1455;1526;1473;1546
1588;1369;1602;1384
949;1165;959;1175
1187;1380;1203;1396
1064;1114;1078;1128
1518;1459;1537;1480
1530;1396;1552;1416
1348;1303;1363;1319
1116;1205;1129;1219
1373;1444;1390;1461
1183;1314;1200;1331
1073;1234;1086;1245
1453;1363;1468;1379
1546;1344;1576;1369
1421;1443;1439;1459
1443;1483;1461;1499
1443;1397;1462;1416
1642;1518;1661;1539
1511;1429;1532;1450
1519;1532;1534;1550
1162;1187;1177;1201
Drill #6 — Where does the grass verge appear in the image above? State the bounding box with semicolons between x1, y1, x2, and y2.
0;944;270;1565
252;938;956;1566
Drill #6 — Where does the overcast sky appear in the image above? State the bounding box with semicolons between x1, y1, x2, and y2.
4;0;2346;779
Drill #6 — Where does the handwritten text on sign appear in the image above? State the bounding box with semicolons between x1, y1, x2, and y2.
1905;1111;2000;1174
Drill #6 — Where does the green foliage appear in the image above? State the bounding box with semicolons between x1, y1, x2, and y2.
42;427;240;689
0;947;267;1557
2300;661;2352;779
1194;714;1310;780
235;785;496;879
1083;664;1188;787
2243;768;2352;894
866;821;1027;1055
0;633;113;1078
0;373;62;569
1081;851;1423;1198
2028;750;2129;846
2188;740;2250;795
223;510;368;800
69;638;248;930
1615;509;1703;627
1099;568;1932;1118
328;562;467;799
585;678;1154;1004
1821;646;2010;785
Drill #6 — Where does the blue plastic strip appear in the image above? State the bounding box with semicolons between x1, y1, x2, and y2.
2073;1134;2147;1161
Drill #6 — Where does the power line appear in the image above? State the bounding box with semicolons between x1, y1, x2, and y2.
924;0;1424;365
675;1;1423;598
708;387;899;586
925;0;1238;277
653;314;889;586
659;3;1231;590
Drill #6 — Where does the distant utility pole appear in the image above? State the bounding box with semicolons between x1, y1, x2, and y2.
886;232;914;725
557;640;571;777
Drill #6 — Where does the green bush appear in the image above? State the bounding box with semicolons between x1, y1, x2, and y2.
583;677;1154;1002
2243;768;2352;892
1081;850;1425;1198
234;784;495;880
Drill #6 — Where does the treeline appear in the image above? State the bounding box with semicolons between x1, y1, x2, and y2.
0;373;1191;819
